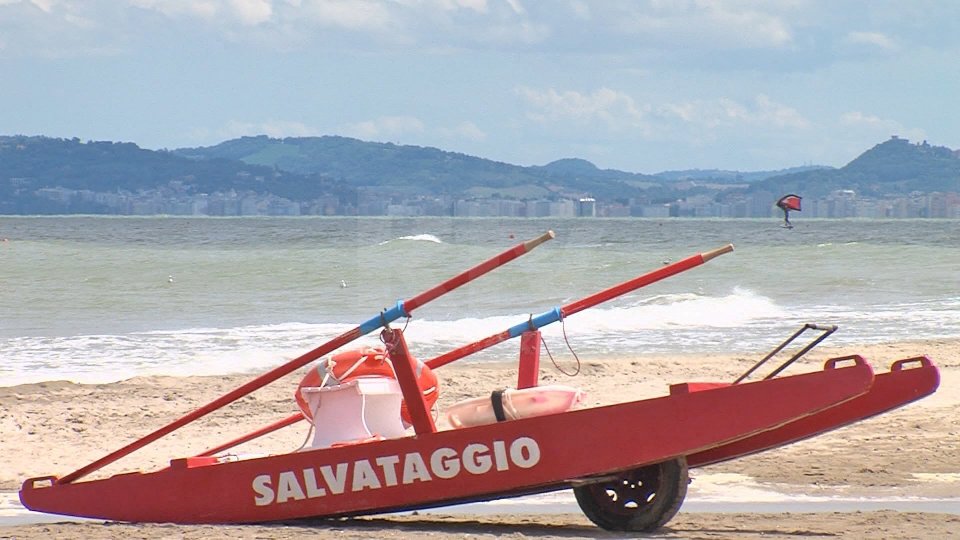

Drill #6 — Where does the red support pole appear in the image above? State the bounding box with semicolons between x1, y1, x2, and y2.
517;331;541;389
382;328;436;435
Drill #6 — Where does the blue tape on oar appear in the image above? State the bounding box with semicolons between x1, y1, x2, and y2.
507;307;562;338
359;300;410;334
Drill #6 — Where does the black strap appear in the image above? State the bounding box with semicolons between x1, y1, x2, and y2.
490;389;507;422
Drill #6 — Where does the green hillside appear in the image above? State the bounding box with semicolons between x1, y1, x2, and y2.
748;137;960;198
0;136;343;214
175;135;658;199
1;133;957;216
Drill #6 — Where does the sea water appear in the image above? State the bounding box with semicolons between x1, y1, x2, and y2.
1;216;958;386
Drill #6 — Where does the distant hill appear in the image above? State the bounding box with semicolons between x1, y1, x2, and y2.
174;135;661;200
747;137;960;198
176;135;532;191
655;166;832;183
0;136;343;214
1;133;956;216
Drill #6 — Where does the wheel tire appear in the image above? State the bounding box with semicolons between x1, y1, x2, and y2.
573;457;688;532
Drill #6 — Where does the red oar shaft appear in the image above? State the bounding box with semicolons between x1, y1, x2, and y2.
404;231;554;312
57;230;554;485
198;413;305;457
426;244;733;370
426;330;514;370
562;243;733;317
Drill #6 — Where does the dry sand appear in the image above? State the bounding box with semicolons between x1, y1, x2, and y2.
2;338;958;539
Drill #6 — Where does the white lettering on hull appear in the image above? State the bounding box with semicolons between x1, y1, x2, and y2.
251;436;542;506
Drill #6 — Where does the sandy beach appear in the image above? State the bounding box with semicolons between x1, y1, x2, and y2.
2;338;958;539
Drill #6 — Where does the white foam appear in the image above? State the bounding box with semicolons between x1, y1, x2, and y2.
379;234;443;245
4;287;959;386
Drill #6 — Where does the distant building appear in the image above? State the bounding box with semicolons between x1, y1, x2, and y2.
577;198;596;217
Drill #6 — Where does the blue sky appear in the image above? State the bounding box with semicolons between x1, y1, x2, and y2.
2;1;958;173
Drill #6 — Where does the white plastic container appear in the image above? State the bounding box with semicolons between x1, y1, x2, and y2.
300;377;407;448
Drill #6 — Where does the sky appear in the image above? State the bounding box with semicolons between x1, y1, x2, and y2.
2;1;959;173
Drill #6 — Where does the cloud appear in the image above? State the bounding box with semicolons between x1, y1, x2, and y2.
840;111;886;127
517;87;809;140
130;0;272;25
839;111;925;141
659;94;809;130
28;0;54;12
341;115;426;140
515;86;648;129
610;1;794;49
229;0;272;25
0;0;803;58
298;0;393;31
129;0;219;20
845;31;898;50
431;0;489;14
438;121;487;141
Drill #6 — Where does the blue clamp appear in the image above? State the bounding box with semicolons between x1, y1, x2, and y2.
507;306;562;338
359;300;410;334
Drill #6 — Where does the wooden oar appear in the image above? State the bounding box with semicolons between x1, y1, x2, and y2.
57;230;555;485
426;244;733;369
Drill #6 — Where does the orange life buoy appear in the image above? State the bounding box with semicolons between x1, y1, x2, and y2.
295;345;439;426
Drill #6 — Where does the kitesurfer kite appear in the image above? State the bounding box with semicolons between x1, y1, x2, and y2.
776;194;802;229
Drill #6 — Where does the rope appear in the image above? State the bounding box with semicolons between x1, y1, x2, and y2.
293;398;322;452
540;312;581;377
337;354;370;380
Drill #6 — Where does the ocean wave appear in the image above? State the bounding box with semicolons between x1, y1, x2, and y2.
378;234;443;245
6;288;960;387
0;290;792;386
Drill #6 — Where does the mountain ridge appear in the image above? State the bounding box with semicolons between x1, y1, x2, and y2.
1;133;956;216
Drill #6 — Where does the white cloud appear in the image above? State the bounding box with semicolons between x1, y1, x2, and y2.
230;0;273;25
131;0;272;24
611;1;794;49
515;86;648;129
504;0;524;15
840;111;885;127
845;31;898;50
29;0;54;12
660;94;809;130
839;111;925;141
753;94;809;128
438;121;487;141
129;0;219;20
299;0;393;31
435;0;489;13
342;115;426;139
518;87;808;140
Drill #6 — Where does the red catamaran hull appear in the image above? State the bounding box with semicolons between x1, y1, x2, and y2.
21;359;873;523
688;355;940;468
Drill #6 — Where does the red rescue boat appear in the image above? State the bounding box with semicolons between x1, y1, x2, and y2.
19;231;940;532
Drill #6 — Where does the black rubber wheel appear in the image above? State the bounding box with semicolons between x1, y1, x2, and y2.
573;457;688;532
